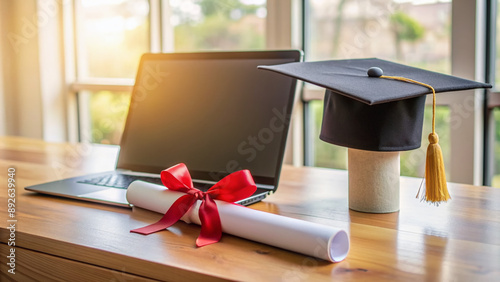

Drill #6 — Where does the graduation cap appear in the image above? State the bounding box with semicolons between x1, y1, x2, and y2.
258;58;491;208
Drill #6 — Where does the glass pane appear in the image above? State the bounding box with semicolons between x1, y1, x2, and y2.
78;0;268;144
309;100;347;169
496;0;500;87
85;91;131;145
170;0;267;51
493;108;500;188
77;0;150;78
307;0;452;73
309;99;450;178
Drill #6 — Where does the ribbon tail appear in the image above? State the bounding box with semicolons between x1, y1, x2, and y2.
196;195;222;247
131;194;196;235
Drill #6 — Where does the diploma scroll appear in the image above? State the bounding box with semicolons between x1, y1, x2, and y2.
127;181;349;262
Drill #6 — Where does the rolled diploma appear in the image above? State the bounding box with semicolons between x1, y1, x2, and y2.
127;181;349;262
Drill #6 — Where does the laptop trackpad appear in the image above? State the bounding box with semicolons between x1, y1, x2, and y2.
78;188;128;204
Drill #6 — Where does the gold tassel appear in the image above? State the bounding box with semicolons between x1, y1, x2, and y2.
424;132;450;202
381;75;450;204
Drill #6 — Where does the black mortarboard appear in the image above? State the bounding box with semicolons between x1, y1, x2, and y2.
258;58;491;205
258;58;491;152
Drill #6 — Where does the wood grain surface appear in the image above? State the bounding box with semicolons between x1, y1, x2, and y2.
0;136;499;281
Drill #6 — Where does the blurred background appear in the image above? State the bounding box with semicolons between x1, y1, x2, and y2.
0;0;499;187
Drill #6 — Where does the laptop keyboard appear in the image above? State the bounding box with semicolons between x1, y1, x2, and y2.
77;173;269;205
77;174;163;189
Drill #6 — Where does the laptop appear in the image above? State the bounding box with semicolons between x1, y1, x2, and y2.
26;50;302;208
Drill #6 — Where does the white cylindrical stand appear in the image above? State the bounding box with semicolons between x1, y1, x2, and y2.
348;148;400;213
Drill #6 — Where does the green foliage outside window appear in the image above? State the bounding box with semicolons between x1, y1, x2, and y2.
493;108;500;187
173;0;265;51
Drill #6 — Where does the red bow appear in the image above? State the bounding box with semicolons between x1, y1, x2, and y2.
131;163;257;247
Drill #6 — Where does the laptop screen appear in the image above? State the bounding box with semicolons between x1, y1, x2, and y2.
117;51;301;188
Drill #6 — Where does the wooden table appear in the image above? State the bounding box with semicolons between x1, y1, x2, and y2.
0;136;499;281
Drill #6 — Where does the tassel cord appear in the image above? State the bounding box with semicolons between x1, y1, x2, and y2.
381;75;437;135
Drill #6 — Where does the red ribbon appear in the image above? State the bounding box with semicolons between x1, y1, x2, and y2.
131;163;257;247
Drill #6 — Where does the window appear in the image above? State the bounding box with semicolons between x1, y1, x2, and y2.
70;0;268;145
73;0;149;144
65;0;498;186
86;91;131;145
306;0;451;73
303;0;452;178
493;108;500;187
